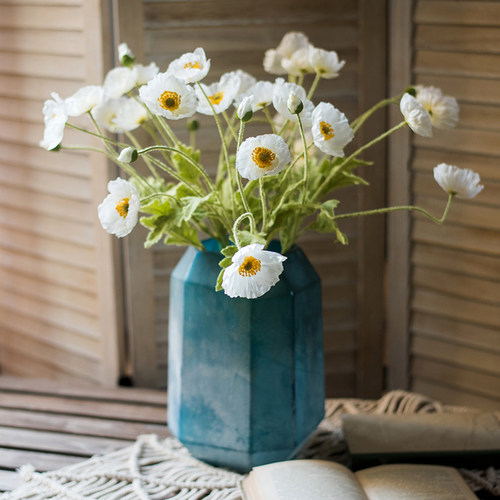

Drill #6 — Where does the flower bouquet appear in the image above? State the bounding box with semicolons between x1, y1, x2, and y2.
40;32;484;471
41;31;483;300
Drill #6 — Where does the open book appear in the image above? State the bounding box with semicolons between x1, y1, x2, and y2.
240;460;478;500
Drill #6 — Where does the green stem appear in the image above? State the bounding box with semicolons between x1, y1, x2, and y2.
307;72;322;100
263;106;277;134
125;132;161;181
351;93;403;133
232;212;256;248
259;177;267;231
223;111;238;141
66;123;128;148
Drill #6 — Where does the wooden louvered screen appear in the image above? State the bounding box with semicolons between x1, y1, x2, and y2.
0;1;124;385
387;0;500;410
135;0;388;396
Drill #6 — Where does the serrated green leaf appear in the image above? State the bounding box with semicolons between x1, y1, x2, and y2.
218;256;233;268
215;268;225;292
235;230;267;247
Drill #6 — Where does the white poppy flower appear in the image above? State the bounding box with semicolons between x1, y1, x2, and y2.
98;178;140;238
433;163;483;199
222;244;287;299
263;48;287;75
118;43;135;65
237;95;253;121
92;98;128;133
281;46;315;76
65;85;103;117
135;62;159;86
223;69;257;97
196;72;241;115
40;92;68;151
272;79;314;127
276;32;310;59
138;73;198;120
415;85;459;129
236;134;291;180
167;47;210;83
309;46;345;78
103;66;138;99
311;102;354;157
236;81;275;112
113;97;148;131
400;93;433;137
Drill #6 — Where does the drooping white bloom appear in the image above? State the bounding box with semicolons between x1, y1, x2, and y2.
98;178;140;238
135;62;160;86
113;97;148;131
272;79;314;127
222;244;287;299
40;92;68;151
196;72;241;115
415;85;459;129
92;98;128;133
433;163;483;199
237;95;253;121
236;134;291;180
167;47;210;83
118;43;135;65
309;46;345;78
400;93;433;137
103;66;138;99
281;46;314;76
287;91;303;115
117;147;137;163
138;72;198;120
311;102;354;157
236;81;275;111
65;85;103;117
263;49;287;75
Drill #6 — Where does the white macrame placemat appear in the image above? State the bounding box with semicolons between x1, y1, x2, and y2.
2;390;499;499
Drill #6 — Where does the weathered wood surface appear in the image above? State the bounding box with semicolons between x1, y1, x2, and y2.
0;376;169;493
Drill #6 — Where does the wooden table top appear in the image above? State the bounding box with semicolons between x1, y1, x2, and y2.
0;376;170;493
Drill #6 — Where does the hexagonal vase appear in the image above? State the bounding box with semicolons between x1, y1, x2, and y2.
167;239;324;472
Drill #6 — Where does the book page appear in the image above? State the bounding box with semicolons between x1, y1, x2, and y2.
355;464;478;500
241;459;369;500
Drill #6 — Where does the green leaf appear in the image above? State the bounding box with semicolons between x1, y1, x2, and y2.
164;221;203;249
234;230;267;247
215;268;225;292
140;214;172;248
218;256;233;268
221;245;238;258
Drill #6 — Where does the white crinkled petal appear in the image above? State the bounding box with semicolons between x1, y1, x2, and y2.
65;86;103;117
433;163;483;199
103;67;138;99
400;93;433;137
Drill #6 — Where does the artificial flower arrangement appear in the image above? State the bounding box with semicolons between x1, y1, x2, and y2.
41;32;483;299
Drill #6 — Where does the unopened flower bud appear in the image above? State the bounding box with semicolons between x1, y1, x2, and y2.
187;119;199;132
287;92;303;114
237;95;254;122
117;147;138;163
118;43;136;67
405;86;417;98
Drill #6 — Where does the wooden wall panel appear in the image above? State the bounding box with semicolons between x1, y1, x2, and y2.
388;0;500;410
141;0;387;397
0;0;123;385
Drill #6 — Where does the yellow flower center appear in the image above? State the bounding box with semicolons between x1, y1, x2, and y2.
209;91;224;105
184;61;201;69
158;91;181;111
320;121;335;140
252;147;276;169
115;197;130;218
238;256;262;277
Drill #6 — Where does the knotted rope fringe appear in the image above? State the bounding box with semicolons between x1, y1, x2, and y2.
2;391;499;499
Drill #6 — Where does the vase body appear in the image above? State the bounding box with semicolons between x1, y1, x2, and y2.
167;239;324;472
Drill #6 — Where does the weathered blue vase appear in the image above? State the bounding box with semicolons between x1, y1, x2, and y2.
167;239;324;472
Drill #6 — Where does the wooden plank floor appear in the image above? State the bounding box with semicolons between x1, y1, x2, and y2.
0;376;169;493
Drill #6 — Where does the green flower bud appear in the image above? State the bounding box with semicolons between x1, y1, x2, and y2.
187;119;200;132
117;147;138;163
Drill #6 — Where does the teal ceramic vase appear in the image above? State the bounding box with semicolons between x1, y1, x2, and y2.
167;239;324;472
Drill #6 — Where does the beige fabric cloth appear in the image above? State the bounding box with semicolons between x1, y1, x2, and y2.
2;390;499;499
